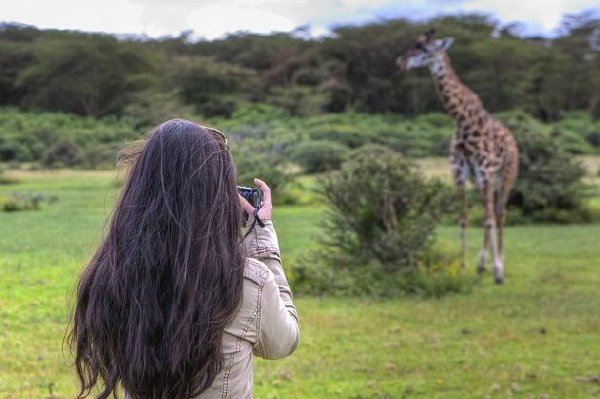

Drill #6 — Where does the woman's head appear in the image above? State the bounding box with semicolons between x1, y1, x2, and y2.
69;119;244;398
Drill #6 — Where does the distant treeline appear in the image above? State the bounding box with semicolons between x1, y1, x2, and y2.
0;12;598;120
1;106;598;167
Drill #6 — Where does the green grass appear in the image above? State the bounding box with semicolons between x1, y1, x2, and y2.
1;170;599;398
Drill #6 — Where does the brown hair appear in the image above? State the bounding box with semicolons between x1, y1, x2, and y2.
69;119;243;398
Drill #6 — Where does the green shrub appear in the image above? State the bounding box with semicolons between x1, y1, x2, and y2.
555;111;600;153
41;139;81;168
549;128;591;154
307;126;372;149
197;98;238;118
587;131;600;148
231;144;293;196
287;140;350;173
80;144;119;169
0;108;139;165
1;191;58;212
0;168;19;185
267;86;328;116
294;145;469;297
397;249;478;298
2;106;597;172
508;118;591;222
321;81;351;113
0;142;29;162
275;177;320;206
123;89;193;129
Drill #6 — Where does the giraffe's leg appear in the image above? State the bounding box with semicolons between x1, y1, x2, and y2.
496;147;519;278
483;182;504;284
458;182;467;269
495;195;505;262
477;224;489;275
476;184;488;274
451;152;469;270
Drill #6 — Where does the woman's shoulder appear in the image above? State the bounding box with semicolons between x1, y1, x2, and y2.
242;257;272;288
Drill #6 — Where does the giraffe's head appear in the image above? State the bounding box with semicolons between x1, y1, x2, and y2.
397;28;455;71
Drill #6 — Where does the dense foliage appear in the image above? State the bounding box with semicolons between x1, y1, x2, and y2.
0;109;137;165
294;145;473;296
286;140;350;173
0;12;598;119
2;107;598;168
501;113;591;223
0;191;57;212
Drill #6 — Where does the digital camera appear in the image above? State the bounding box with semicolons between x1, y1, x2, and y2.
237;186;263;208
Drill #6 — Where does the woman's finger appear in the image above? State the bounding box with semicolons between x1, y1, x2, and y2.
253;178;271;205
238;194;255;214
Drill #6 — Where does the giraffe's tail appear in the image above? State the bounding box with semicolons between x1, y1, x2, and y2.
500;141;519;205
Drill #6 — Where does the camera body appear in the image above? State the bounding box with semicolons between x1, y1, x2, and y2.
237;186;263;208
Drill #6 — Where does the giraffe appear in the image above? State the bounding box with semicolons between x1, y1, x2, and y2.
396;29;519;284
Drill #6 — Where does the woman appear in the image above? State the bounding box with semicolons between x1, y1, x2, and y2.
69;119;299;399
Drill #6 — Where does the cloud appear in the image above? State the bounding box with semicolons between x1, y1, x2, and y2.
129;0;399;37
187;4;296;38
441;0;599;35
1;0;598;38
1;0;145;35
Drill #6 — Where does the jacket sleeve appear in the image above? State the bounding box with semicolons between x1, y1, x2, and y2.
242;218;299;360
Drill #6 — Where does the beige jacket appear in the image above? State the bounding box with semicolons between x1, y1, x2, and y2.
197;218;299;398
123;219;298;399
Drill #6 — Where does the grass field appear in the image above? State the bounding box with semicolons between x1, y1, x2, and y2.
1;165;599;399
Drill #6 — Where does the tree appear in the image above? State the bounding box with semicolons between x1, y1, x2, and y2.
17;35;156;116
178;56;255;117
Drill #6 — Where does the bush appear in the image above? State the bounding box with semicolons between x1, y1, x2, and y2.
549;128;590;154
293;145;469;297
123;89;193;129
267;86;328;116
0;108;139;165
287;140;350;173
396;249;478;298
41;139;81;168
231;144;292;196
587;131;600;148
80;144;119;169
307;126;372;149
1;191;58;212
0;168;19;185
0;142;29;162
508;121;591;222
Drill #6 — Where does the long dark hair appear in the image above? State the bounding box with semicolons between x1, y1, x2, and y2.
69;119;244;398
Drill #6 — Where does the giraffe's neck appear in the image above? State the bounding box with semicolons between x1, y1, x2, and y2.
429;52;454;80
429;53;481;122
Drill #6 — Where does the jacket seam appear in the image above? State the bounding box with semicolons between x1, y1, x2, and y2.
220;270;265;399
255;280;265;358
246;246;280;258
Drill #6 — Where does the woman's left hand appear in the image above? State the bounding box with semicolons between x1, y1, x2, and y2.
238;178;272;221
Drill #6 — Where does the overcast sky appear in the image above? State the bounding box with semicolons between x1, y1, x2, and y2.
1;0;598;39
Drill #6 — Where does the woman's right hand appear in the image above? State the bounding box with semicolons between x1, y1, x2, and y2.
238;178;272;221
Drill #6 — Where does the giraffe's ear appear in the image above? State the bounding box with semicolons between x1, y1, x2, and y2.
439;37;455;51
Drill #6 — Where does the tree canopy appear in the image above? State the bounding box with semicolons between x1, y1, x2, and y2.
0;12;598;119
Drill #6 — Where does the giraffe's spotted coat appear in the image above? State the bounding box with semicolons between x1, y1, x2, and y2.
397;30;519;284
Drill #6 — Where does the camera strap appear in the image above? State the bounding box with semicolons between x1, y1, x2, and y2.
242;207;265;240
